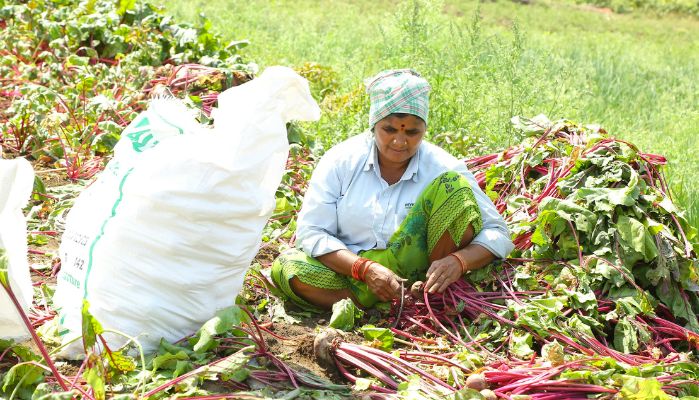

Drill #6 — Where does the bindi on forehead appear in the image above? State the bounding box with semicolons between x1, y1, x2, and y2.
401;124;405;128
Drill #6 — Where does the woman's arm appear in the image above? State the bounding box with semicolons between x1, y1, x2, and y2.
424;243;495;293
454;165;514;258
295;150;349;257
318;250;402;301
421;160;513;294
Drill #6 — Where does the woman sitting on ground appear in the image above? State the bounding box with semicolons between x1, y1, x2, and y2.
272;69;514;311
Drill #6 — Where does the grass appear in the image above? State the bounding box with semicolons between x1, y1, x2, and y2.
159;0;699;229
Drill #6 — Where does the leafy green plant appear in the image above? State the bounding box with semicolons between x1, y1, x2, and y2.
469;116;699;330
0;249;69;396
571;0;699;16
329;298;364;331
0;0;255;180
361;325;395;351
296;62;340;102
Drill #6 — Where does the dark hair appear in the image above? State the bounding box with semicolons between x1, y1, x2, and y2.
371;113;427;132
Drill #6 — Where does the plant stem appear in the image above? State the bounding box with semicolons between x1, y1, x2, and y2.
1;282;70;392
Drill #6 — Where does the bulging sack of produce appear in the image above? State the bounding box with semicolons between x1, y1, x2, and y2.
0;158;35;341
54;66;321;358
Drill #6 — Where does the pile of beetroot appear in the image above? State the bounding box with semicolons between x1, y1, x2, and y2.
322;116;699;399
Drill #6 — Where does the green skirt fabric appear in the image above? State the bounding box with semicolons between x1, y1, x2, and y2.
271;171;483;311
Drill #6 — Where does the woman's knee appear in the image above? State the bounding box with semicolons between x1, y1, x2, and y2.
459;224;476;248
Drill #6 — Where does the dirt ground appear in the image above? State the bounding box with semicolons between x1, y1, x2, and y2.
264;319;338;382
25;162;73;282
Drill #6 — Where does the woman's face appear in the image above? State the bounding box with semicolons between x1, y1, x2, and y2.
374;114;426;167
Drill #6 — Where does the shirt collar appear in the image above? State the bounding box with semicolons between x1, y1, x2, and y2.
363;133;376;172
404;146;420;182
363;134;421;183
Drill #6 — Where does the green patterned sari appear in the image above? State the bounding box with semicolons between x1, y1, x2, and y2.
271;171;482;311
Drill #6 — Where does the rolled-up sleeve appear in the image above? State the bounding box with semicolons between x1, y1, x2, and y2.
295;152;349;258
454;164;514;259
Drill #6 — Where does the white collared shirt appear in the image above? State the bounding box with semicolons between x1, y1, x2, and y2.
295;132;514;259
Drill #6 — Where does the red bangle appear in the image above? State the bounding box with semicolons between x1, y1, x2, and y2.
351;257;368;281
449;252;467;274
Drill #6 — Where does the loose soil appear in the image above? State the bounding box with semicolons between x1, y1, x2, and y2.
263;319;339;383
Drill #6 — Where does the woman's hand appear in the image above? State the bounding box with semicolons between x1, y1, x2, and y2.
364;263;403;302
424;255;463;294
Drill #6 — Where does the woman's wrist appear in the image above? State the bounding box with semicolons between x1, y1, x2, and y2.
351;257;374;282
448;250;468;275
351;257;365;280
361;261;373;281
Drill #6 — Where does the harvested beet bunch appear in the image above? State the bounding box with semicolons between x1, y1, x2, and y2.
467;115;698;332
325;116;699;398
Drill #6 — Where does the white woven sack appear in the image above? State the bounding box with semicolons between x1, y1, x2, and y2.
0;158;35;341
54;67;320;358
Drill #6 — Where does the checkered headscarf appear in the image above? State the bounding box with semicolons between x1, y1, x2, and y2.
365;69;430;128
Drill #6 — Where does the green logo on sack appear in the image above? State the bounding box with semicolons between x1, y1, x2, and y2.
61;272;81;289
124;116;159;152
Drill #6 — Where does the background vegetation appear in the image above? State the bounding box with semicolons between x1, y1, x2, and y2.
568;0;699;15
2;1;699;398
161;0;699;229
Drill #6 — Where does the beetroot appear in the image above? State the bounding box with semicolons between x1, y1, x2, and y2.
313;328;344;369
480;389;497;400
410;281;425;299
465;373;488;390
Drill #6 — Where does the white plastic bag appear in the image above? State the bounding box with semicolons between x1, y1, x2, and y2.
0;157;35;341
54;66;320;358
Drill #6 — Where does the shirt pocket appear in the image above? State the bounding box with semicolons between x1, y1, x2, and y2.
397;200;413;222
379;200;408;240
336;193;373;239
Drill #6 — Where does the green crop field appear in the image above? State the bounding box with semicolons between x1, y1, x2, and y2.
3;1;699;398
160;0;699;229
